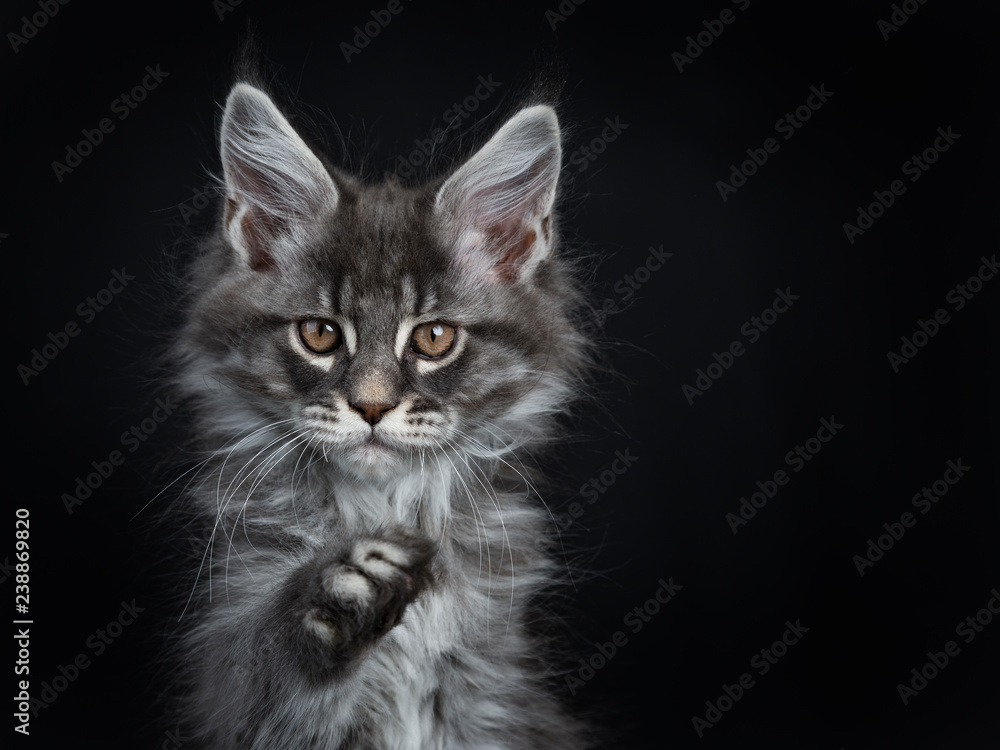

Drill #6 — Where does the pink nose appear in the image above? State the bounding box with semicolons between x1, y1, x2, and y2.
349;402;394;426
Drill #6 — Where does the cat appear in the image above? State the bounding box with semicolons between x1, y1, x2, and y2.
166;78;594;749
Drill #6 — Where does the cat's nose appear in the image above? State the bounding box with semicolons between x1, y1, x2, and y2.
349;401;395;426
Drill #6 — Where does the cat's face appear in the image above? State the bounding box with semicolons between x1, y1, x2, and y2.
186;85;579;481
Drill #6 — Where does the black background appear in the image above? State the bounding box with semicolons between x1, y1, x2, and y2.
4;0;998;748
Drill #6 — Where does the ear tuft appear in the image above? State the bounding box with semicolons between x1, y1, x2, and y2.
435;105;561;282
220;84;337;271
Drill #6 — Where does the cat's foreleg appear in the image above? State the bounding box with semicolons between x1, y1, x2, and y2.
188;530;436;748
278;529;437;680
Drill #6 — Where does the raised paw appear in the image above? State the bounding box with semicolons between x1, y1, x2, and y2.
302;531;435;656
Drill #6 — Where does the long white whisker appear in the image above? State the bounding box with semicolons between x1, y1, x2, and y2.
290;433;322;528
130;452;212;522
225;431;312;604
433;447;487;603
450;421;578;592
214;427;302;584
178;419;297;621
443;436;516;648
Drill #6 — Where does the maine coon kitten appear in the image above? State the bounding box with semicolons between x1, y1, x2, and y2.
168;80;592;749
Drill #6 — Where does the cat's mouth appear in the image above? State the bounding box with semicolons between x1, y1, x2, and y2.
361;432;393;450
346;431;404;470
306;415;415;476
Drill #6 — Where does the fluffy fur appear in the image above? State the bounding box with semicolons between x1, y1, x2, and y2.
167;81;592;749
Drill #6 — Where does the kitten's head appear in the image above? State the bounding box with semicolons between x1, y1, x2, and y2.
181;84;585;481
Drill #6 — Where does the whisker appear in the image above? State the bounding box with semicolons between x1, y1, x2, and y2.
432;447;487;603
290;432;323;528
442;435;516;648
225;431;312;604
449;421;578;593
178;419;297;621
130;452;212;522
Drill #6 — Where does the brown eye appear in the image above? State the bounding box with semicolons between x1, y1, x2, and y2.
411;321;456;358
298;319;342;354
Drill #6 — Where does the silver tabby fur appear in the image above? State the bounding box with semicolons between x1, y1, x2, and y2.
168;80;592;749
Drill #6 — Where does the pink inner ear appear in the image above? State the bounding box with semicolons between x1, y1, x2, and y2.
226;197;281;272
241;212;280;272
225;157;300;272
466;170;549;281
488;224;537;282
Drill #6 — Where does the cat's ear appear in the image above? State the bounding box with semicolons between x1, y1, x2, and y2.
220;83;338;271
434;105;561;283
